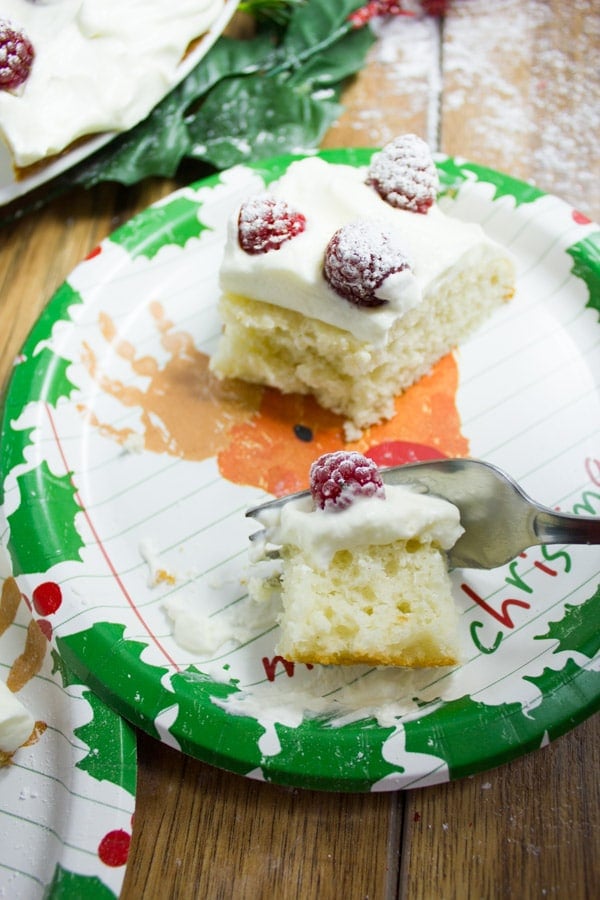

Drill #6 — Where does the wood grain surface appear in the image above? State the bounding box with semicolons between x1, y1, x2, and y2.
0;3;598;898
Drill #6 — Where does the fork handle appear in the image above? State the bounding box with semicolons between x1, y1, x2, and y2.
534;508;600;546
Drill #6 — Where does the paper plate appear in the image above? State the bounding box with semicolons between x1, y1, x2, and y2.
0;0;239;206
0;149;598;792
0;574;136;898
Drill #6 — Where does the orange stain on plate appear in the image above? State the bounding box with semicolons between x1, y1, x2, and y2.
351;353;469;459
80;303;262;460
218;352;468;495
82;303;469;492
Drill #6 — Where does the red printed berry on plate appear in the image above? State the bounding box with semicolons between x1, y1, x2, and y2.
238;194;306;255
310;450;385;511
367;134;439;214
0;20;34;91
32;581;62;617
323;220;411;308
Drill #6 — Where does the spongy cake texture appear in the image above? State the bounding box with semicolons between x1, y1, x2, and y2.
275;539;461;668
212;246;514;434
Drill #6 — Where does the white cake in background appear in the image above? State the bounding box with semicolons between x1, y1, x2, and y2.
211;136;515;438
249;451;464;668
0;0;224;169
0;678;33;764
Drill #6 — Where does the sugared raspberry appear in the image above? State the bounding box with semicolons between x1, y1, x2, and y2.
348;1;405;28
238;194;306;255
310;450;385;511
421;0;449;15
367;134;439;214
0;20;34;91
323;220;411;308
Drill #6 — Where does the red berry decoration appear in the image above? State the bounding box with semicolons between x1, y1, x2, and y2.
0;20;34;91
32;581;63;616
238;194;306;255
310;450;385;511
367;134;439;214
421;0;450;15
323;220;411;308
98;829;131;868
572;209;591;225
348;1;406;28
36;619;53;641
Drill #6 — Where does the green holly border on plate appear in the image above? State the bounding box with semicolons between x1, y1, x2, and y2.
1;151;599;792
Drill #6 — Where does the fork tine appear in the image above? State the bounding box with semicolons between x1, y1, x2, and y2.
248;529;265;542
248;528;282;560
245;457;600;570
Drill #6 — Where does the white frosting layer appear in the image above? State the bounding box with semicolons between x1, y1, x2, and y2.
220;157;499;346
0;0;222;165
0;678;33;754
254;484;464;570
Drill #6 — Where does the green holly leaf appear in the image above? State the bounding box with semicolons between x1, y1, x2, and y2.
178;32;279;105
2;282;82;426
523;657;600;741
0;426;33;505
69;0;372;190
37;281;84;331
534;586;600;659
239;0;305;26
286;26;375;90
265;715;399;791
436;157;546;206
56;623;174;739
566;232;600;321
187;75;342;171
403;695;528;780
464;162;546;205
74;688;137;795
436;157;469;196
45;864;117;900
244;146;374;188
51;647;80;689
75;34;278;188
52;647;136;795
8;461;84;575
13;347;76;410
281;0;363;57
0;280;82;502
170;667;399;789
404;655;600;780
109;195;209;259
169;667;265;776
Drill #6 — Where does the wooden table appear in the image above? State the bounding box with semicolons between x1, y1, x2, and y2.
1;3;598;897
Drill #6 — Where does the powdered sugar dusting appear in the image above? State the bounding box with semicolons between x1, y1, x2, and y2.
368;133;439;212
442;0;599;218
324;0;598;219
310;450;385;511
370;11;442;147
0;19;35;91
323;220;412;308
238;193;306;254
322;7;442;150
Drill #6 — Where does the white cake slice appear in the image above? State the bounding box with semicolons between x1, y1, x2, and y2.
211;136;515;438
249;451;464;668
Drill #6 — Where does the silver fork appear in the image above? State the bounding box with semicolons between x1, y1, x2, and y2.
246;458;600;569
